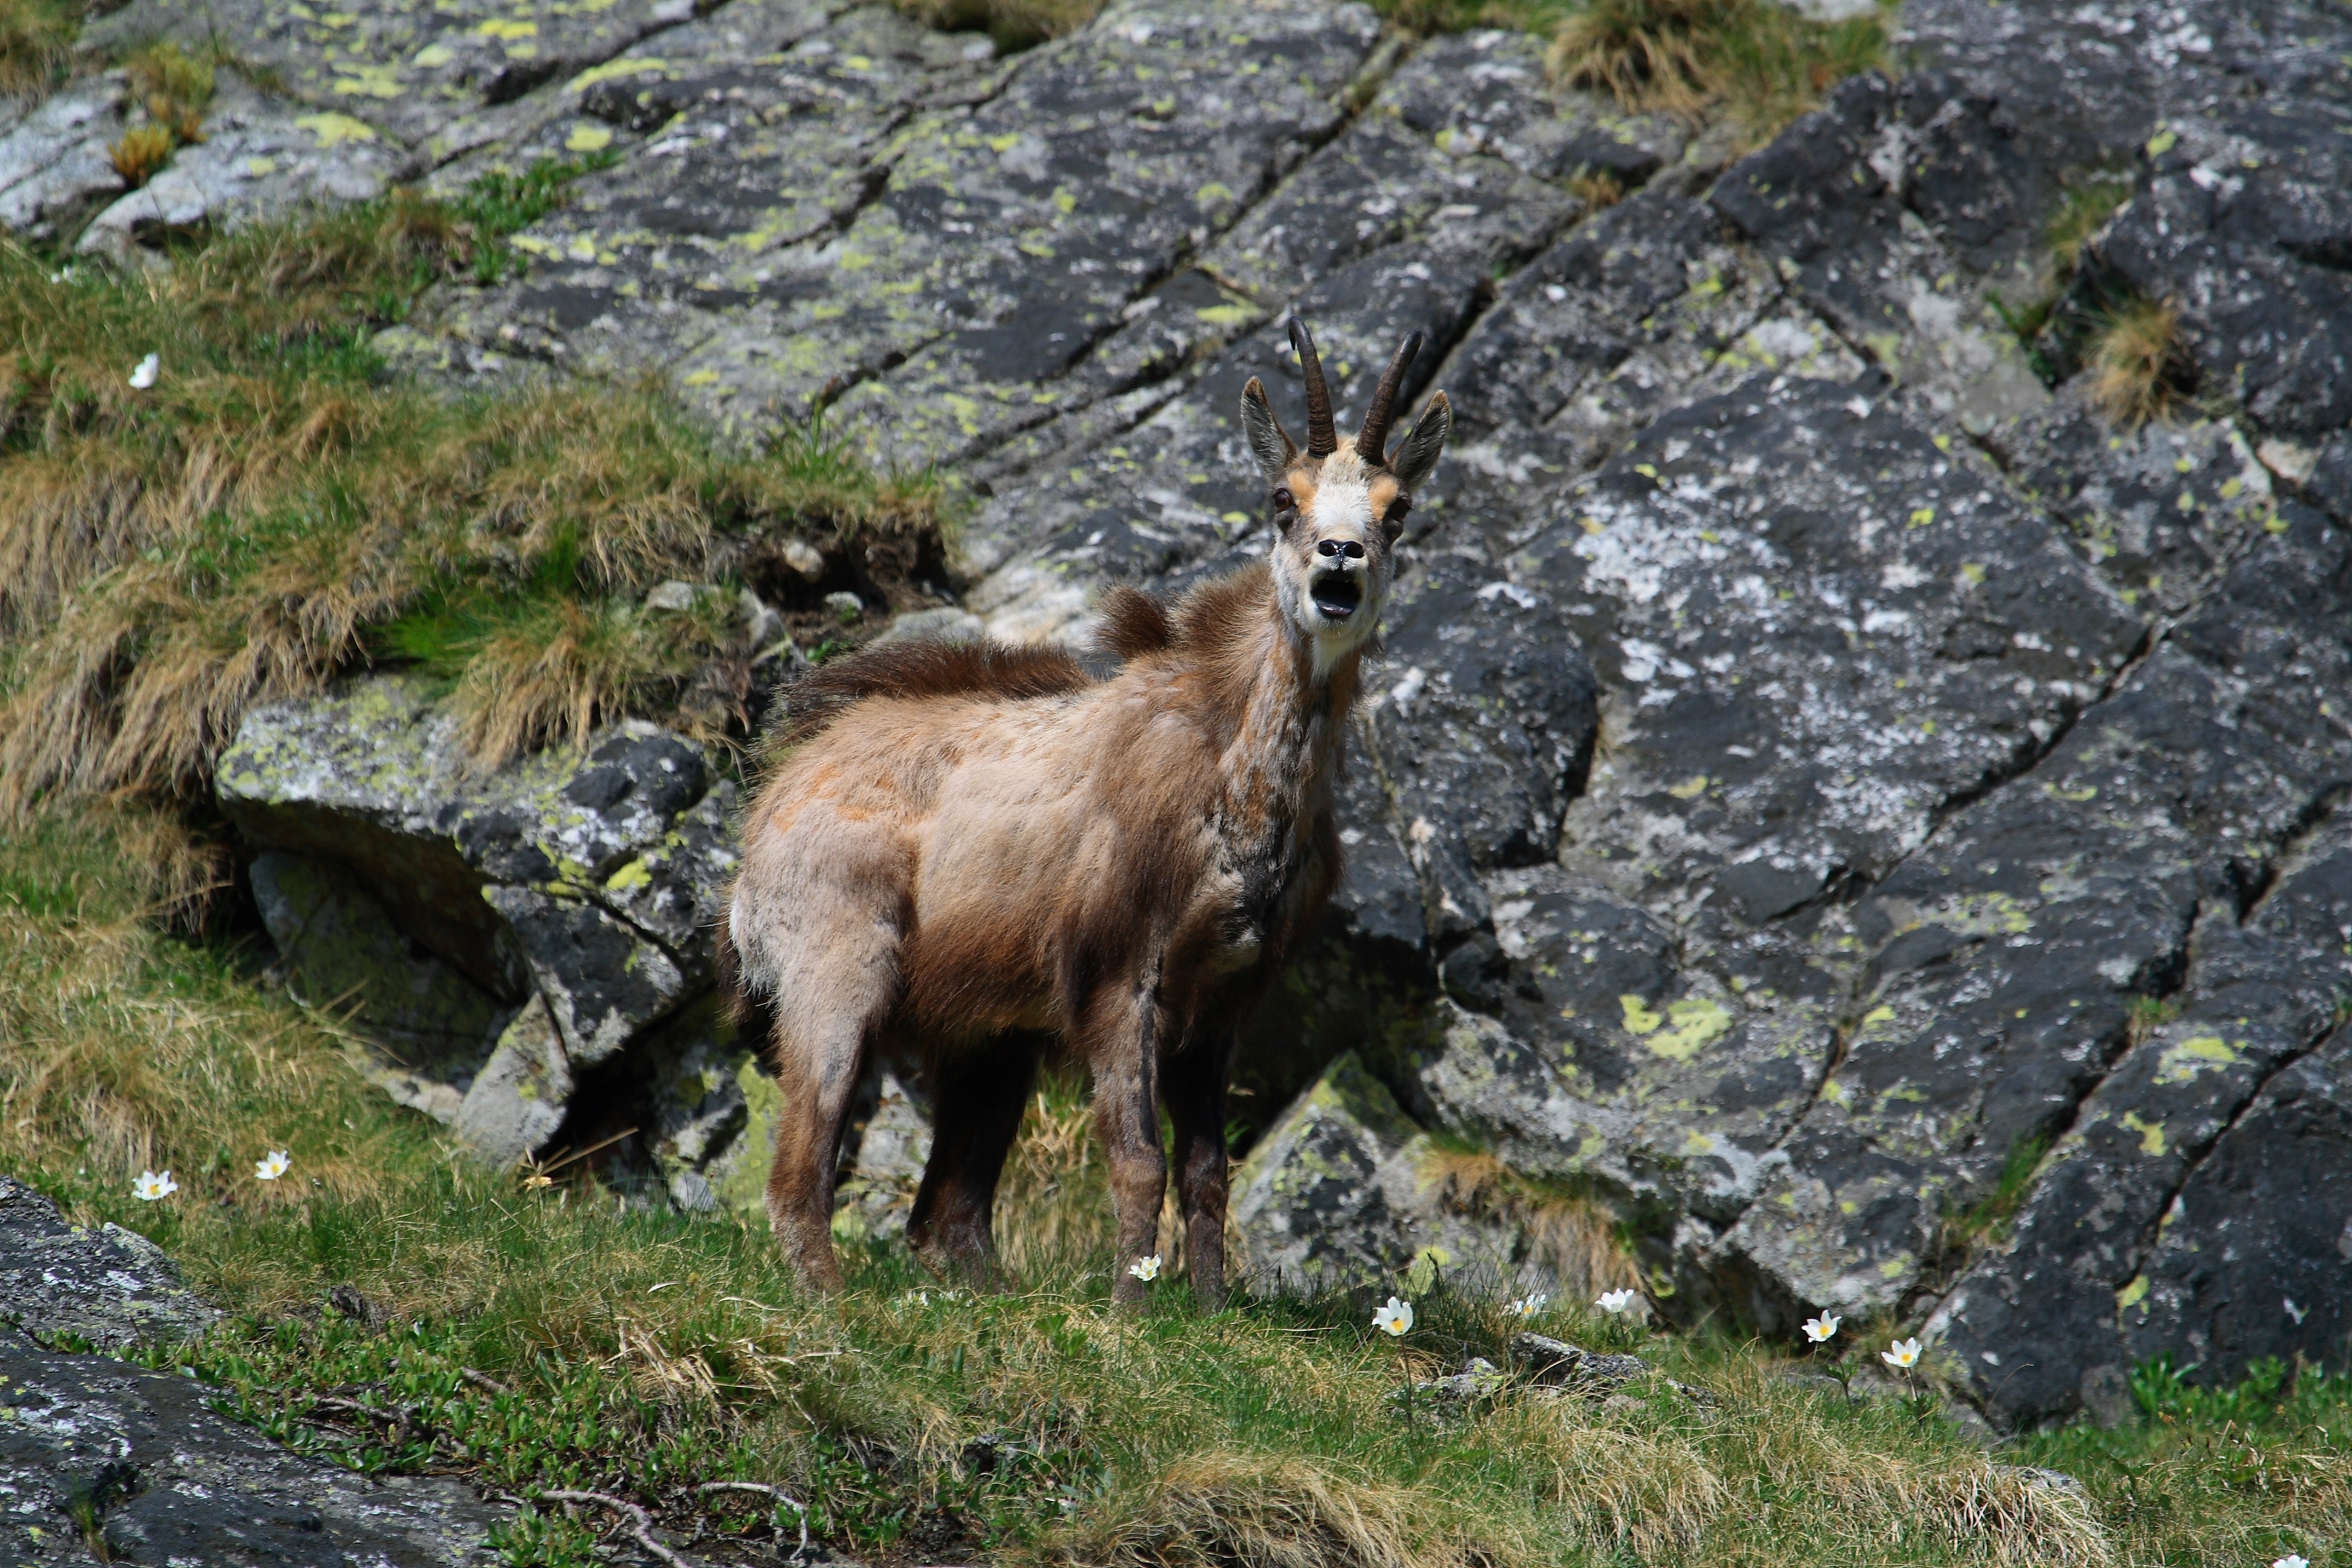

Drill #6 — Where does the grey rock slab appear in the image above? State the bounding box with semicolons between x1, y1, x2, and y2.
433;1;984;379
220;675;730;982
809;0;1392;474
1929;693;2352;1428
1537;373;2143;931
1513;1332;1651;1391
0;77;128;244
2001;386;2284;617
2129;1025;2352;1391
422;0;862;177
77;76;414;263
1363;544;1601;910
1431;867;1824;1229
966;172;1570;641
1707;73;2051;437
1373;29;1683;188
0;1321;501;1568
1720;505;2352;1333
84;0;702;151
0;1178;216;1349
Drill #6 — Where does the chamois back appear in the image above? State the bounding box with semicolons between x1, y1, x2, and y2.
768;636;1091;750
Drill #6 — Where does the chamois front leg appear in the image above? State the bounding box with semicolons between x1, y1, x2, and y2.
1165;1027;1235;1310
1087;980;1166;1308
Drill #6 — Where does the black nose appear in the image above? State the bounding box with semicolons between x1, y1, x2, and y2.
1316;540;1366;560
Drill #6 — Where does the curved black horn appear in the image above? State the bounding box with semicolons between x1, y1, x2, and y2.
1289;316;1336;458
1356;331;1422;465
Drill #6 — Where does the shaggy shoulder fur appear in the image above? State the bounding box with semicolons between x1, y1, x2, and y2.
770;637;1090;750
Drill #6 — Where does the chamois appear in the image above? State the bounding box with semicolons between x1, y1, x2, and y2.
726;319;1451;1303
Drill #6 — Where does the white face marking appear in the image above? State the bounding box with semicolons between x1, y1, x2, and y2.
1307;474;1373;537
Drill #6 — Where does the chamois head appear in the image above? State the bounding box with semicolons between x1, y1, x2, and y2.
1240;318;1452;667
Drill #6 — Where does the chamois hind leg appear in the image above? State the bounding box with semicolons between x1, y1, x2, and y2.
1085;978;1167;1308
906;1037;1037;1289
1165;1025;1236;1310
762;928;902;1293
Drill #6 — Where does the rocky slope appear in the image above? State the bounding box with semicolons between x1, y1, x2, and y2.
11;0;2351;1430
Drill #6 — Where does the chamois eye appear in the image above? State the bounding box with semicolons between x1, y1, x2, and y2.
1273;488;1295;512
1384;495;1411;524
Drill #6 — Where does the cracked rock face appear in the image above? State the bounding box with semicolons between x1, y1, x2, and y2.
0;1181;504;1568
0;0;2314;1430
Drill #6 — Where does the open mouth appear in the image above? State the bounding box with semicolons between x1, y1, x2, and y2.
1310;571;1363;621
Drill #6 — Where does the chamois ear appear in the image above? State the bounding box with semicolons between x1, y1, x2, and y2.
1238;375;1295;489
1388;391;1451;492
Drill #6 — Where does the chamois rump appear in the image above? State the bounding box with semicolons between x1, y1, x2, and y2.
725;319;1451;1304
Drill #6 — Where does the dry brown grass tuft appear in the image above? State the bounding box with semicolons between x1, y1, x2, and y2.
0;0;76;97
0;814;419;1209
1419;1142;1642;1303
448;592;740;765
109;123;175;185
1548;0;1887;145
2089;295;2186;428
1567;166;1626;209
0;185;942;812
1041;1453;1451;1568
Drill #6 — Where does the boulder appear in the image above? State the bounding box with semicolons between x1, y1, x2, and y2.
219;675;743;1195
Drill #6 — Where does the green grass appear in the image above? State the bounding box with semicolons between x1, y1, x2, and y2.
8;811;2347;1568
0;163;944;814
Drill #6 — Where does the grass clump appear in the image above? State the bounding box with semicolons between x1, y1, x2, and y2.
1547;0;1888;145
2088;295;2187;428
107;122;175;185
0;0;77;97
0;166;942;813
128;38;215;141
1989;172;2135;368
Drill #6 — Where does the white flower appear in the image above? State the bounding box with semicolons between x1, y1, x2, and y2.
1594;1288;1638;1315
1803;1312;1841;1343
1373;1296;1414;1336
1507;1293;1549;1319
1127;1254;1161;1282
132;1170;178;1201
129;353;160;390
254;1150;290;1181
2273;1555;2310;1568
1882;1336;1922;1370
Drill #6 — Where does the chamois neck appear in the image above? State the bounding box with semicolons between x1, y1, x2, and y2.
1211;598;1356;847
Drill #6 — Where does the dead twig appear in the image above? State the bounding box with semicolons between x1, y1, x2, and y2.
540;1488;691;1568
697;1481;811;1561
462;1367;513;1397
